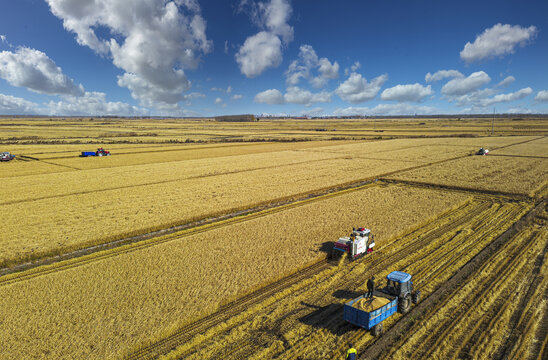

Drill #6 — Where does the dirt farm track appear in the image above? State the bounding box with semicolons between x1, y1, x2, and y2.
0;117;546;359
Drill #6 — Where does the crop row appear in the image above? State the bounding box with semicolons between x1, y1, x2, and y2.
157;197;523;359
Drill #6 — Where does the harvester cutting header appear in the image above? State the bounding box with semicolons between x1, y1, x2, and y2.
332;227;375;260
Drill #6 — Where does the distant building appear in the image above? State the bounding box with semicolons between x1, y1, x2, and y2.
215;114;257;122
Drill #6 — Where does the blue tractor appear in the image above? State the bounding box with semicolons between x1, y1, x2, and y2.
343;271;420;335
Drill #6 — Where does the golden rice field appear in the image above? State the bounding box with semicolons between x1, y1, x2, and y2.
0;185;469;360
0;117;546;360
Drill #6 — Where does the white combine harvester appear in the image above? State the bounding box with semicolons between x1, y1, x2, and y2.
0;152;15;161
476;147;489;155
332;227;375;260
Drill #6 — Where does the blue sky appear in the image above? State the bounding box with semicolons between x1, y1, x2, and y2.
0;0;547;116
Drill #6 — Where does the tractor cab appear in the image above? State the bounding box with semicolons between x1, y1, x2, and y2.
383;271;413;297
381;271;420;313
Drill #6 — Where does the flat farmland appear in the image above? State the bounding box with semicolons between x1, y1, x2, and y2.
0;185;469;360
0;117;546;360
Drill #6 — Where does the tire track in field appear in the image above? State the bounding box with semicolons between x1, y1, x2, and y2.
370;202;544;360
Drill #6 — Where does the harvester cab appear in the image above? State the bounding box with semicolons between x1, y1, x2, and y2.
0;152;15;161
381;271;420;314
332;227;375;260
476;147;489;155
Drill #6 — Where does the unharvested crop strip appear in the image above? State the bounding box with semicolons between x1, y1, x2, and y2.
0;181;379;284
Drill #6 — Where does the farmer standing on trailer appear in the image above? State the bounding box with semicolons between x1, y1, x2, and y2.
366;276;375;298
346;343;357;360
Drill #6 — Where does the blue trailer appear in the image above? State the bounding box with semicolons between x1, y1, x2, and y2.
343;271;420;336
80;151;96;157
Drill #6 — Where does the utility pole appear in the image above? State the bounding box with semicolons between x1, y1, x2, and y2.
491;107;495;136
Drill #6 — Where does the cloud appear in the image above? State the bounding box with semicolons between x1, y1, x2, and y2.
285;45;339;89
497;76;515;87
333;103;438;116
441;71;491;96
254;88;284;104
460;23;537;62
235;31;282;78
284;86;331;106
300;107;323;116
0;47;84;96
231;94;243;100
254;86;331;106
425;70;463;83
344;61;361;76
214;97;223;104
236;0;293;77
46;0;212;109
447;87;533;108
0;93;39;114
481;87;532;106
224;40;229;54
45;91;148;116
380;83;433;102
211;85;232;94
534;90;548;102
335;73;387;103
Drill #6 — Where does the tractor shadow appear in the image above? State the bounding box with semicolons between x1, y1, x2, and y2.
297;290;364;336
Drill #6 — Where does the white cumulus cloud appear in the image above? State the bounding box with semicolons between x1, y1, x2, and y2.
300;107;323;116
231;94;243;100
0;47;84;96
534;90;548;102
425;70;463;83
46;0;212;109
45;91;148;116
285;45;339;88
441;71;491;96
381;83;433;102
460;23;537;63
0;93;39;114
254;88;284;104
335;73;387;103
284;86;331;106
497;76;515;87
236;31;282;78
236;0;293;78
480;87;533;106
333;103;438;116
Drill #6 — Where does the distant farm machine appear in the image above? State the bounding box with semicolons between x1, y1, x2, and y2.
332;227;375;260
1;152;15;161
80;148;111;157
476;147;489;155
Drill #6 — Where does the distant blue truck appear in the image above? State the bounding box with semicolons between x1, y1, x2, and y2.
343;271;420;335
80;148;111;157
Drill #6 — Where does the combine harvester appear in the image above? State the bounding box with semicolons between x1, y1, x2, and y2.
476;147;489;155
80;148;111;157
1;152;15;161
343;271;420;335
331;227;375;260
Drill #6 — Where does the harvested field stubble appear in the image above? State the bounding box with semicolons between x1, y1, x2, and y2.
0;185;469;360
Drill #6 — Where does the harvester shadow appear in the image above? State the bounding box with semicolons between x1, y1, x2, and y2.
317;241;333;256
298;301;355;335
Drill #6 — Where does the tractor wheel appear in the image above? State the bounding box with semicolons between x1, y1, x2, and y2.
371;322;383;336
412;290;421;304
398;295;411;314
